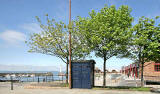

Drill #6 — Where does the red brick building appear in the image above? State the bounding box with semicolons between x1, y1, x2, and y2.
121;63;139;78
121;61;160;81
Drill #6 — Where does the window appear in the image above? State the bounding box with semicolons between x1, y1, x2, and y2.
155;63;160;71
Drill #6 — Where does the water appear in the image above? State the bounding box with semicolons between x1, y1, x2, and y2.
0;71;66;82
0;71;62;74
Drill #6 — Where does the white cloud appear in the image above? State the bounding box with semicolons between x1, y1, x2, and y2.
0;30;26;44
21;23;42;33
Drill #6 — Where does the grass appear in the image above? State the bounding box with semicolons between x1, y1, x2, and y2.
60;83;69;87
93;86;151;91
30;82;69;87
129;87;150;91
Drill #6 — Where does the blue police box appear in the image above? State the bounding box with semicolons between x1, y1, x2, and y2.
71;60;95;89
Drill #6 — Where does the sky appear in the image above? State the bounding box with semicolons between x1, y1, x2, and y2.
0;0;159;71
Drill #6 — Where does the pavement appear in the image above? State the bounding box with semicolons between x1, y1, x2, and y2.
0;87;157;94
0;82;158;94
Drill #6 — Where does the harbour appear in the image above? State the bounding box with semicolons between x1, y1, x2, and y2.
0;71;66;82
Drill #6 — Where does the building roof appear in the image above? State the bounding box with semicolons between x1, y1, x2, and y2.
71;60;96;64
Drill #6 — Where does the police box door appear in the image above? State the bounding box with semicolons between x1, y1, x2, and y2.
72;62;91;89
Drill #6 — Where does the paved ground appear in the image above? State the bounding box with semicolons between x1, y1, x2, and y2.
0;87;157;94
0;82;157;94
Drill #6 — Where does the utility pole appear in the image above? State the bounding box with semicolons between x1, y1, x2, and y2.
69;0;72;89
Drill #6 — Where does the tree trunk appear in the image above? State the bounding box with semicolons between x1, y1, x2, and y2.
141;46;146;87
141;61;144;87
66;59;69;84
141;56;144;87
103;56;106;87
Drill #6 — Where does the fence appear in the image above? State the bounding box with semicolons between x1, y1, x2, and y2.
1;72;160;89
144;75;160;85
94;72;160;87
0;74;67;90
94;73;135;87
0;75;66;82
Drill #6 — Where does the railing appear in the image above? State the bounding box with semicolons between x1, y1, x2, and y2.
0;75;66;83
144;75;160;84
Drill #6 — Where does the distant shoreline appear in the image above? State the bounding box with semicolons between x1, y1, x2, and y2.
0;71;66;73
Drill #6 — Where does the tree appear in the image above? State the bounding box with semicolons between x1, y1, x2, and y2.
75;5;133;87
119;16;160;87
130;16;160;87
26;15;89;84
